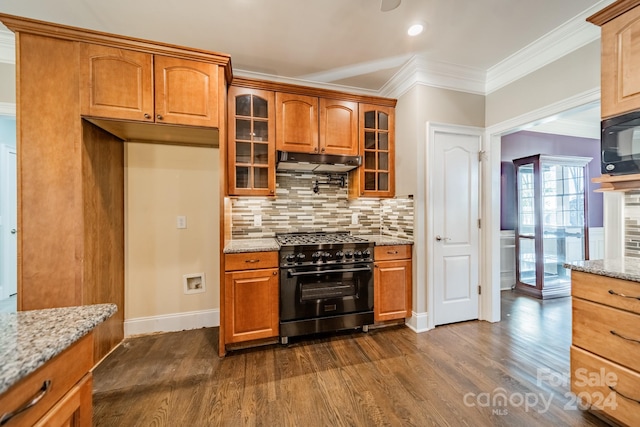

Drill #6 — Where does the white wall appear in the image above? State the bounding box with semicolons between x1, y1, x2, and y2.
124;142;220;335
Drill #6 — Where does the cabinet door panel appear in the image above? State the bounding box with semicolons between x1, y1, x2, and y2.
374;259;412;321
602;6;640;117
80;44;153;121
319;99;358;155
276;93;318;153
155;56;219;127
224;269;279;343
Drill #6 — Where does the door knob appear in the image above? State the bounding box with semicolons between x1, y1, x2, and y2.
435;235;450;241
10;229;16;234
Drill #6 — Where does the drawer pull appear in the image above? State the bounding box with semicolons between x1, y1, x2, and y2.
610;330;640;345
609;385;640;404
245;259;260;263
608;289;640;300
387;250;399;254
0;379;51;425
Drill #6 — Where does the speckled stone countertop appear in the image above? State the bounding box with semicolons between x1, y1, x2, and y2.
564;258;640;283
223;235;413;253
0;303;117;395
361;235;413;246
223;238;280;254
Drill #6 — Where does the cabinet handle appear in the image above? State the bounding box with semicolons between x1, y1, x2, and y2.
610;330;640;344
374;264;378;268
608;289;640;300
157;114;163;120
320;148;325;153
387;250;398;254
608;385;640;404
314;147;318;153
0;380;51;425
144;113;151;119
245;259;260;263
272;271;277;276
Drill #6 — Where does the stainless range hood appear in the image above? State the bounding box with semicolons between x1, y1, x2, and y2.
276;151;361;173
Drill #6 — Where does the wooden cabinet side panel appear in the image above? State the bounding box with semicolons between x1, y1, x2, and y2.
81;121;124;363
17;34;82;310
601;5;640;117
224;269;279;343
155;56;219;127
319;99;358;155
275;92;318;153
79;43;153;122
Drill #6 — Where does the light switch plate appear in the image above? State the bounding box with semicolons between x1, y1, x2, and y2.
177;216;187;229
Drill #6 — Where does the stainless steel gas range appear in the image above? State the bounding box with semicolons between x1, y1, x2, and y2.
276;232;374;344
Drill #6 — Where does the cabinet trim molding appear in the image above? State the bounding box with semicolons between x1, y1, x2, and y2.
587;0;640;26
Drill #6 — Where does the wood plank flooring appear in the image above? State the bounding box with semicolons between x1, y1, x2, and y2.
92;292;611;426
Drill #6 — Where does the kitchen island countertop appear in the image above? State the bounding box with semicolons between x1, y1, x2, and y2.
564;258;640;283
0;303;117;395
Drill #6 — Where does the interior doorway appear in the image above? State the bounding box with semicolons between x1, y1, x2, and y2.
1;137;17;313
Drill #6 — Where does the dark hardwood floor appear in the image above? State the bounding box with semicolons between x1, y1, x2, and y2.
92;291;610;426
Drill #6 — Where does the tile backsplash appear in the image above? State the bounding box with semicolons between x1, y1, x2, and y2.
230;171;414;239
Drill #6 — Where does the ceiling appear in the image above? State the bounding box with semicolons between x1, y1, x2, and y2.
0;0;615;139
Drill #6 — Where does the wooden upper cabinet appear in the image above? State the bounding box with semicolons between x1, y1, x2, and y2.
154;56;219;127
81;44;219;127
350;104;395;198
319;99;358;155
80;44;154;122
276;92;318;153
599;4;640;118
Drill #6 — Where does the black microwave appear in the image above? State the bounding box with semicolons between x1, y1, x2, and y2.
602;109;640;175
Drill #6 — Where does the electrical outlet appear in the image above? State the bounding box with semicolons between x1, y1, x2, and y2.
351;213;359;225
254;214;262;227
177;216;187;229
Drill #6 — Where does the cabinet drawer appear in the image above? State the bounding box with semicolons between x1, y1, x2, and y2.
374;245;411;261
225;251;279;271
0;333;92;427
572;271;640;314
573;298;640;373
571;346;640;427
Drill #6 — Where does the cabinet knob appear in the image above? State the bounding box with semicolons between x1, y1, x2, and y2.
272;271;277;276
144;113;151;119
157;114;163;120
374;264;378;268
314;147;318;153
320;148;325;153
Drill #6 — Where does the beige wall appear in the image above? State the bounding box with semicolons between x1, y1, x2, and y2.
485;40;600;127
0;63;15;104
395;85;485;196
125;142;220;320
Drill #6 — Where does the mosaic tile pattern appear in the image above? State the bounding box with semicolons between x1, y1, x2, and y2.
625;191;640;258
230;172;414;240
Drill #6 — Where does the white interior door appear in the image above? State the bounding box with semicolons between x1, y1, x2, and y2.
2;146;17;299
431;126;480;326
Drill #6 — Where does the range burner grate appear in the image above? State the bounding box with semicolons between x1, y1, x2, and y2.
276;231;369;246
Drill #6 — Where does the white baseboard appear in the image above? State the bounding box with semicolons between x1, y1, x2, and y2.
124;308;220;337
405;311;431;333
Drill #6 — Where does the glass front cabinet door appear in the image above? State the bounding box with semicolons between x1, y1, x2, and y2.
513;154;591;299
227;87;276;196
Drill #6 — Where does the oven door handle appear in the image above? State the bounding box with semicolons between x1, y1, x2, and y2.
287;266;371;277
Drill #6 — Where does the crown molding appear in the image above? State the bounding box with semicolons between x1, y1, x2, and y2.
380;55;486;99
0;28;14;64
485;0;614;94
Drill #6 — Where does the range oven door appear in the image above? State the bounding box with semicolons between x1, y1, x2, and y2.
280;262;373;322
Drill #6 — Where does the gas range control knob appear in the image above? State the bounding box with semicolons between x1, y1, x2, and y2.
322;252;332;262
286;254;296;263
345;251;353;259
296;253;306;262
354;250;363;259
362;249;372;259
312;251;322;262
335;251;344;260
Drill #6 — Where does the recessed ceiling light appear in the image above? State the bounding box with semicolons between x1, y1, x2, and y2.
407;23;424;36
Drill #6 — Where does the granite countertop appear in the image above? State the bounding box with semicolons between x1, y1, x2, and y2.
223;238;280;254
564;257;640;283
223;235;413;253
0;303;117;395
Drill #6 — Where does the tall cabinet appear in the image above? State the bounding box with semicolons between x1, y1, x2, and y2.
513;154;591;299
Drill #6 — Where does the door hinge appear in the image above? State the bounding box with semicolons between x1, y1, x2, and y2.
478;150;485;161
478;285;482;295
478;218;481;229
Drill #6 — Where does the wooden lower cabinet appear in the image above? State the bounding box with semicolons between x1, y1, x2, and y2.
0;333;93;427
570;270;640;426
224;252;279;344
374;245;412;322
